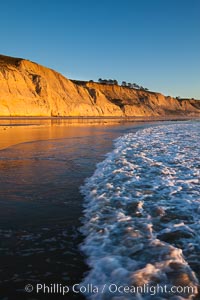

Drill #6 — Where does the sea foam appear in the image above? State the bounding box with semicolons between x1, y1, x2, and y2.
80;122;200;299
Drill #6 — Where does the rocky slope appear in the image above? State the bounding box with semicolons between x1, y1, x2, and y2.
0;54;199;117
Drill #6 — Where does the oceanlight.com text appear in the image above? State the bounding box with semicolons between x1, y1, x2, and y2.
25;283;198;296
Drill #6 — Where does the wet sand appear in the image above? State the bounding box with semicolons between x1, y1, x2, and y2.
0;117;198;300
0;118;153;300
0;116;197;150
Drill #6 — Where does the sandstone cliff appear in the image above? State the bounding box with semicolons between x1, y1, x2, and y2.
0;54;199;117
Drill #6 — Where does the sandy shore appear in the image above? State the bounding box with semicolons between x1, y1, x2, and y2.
1;117;199;300
0;116;199;150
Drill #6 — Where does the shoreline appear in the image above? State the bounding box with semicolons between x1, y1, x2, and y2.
0;116;199;151
1;120;199;299
0;121;154;300
0;115;200;121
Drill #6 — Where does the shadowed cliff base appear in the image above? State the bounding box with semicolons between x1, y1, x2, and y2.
0;54;200;117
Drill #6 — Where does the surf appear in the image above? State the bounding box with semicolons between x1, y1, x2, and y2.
80;122;200;299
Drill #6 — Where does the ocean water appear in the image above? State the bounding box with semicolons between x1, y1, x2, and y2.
80;121;200;300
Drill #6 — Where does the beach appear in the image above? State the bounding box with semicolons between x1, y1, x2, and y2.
0;118;156;300
0;118;199;300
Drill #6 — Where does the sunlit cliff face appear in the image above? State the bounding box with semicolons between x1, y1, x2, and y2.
0;54;200;117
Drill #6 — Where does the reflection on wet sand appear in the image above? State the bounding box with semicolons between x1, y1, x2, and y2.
0;118;154;299
0;118;143;150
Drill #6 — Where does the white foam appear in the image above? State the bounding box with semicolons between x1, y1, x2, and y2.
80;122;200;299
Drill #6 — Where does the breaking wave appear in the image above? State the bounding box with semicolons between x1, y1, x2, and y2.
80;122;200;299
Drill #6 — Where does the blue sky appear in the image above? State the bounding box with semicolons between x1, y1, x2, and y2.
0;0;199;98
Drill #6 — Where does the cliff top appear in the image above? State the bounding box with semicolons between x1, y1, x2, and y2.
0;54;25;66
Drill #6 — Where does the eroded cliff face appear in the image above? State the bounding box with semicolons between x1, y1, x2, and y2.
85;82;200;117
0;54;199;117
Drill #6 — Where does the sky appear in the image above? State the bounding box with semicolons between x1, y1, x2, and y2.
0;0;200;98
